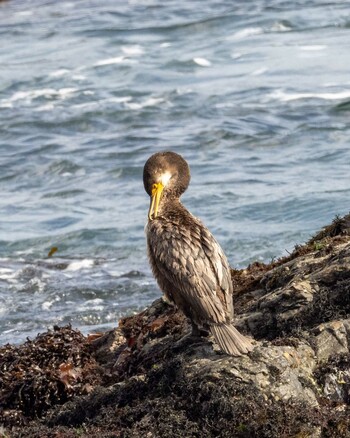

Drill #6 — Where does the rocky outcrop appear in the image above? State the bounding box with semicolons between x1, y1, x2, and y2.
1;214;350;437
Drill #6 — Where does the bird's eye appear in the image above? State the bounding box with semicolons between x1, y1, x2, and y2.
151;183;158;195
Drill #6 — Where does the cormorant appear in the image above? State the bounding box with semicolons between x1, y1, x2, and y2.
143;151;253;356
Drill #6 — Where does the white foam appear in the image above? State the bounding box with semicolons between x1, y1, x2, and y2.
121;45;144;56
2;328;16;334
160;42;172;48
323;82;339;87
36;103;55;112
1;88;77;107
57;87;77;98
271;22;291;32
89;298;103;304
16;10;33;17
0;268;14;275
49;69;70;78
215;102;234;109
9;88;57;102
94;57;125;66
230;52;242;60
125;97;164;110
299;45;327;51
108;96;132;103
72;74;86;81
0;268;17;280
74;96;132;111
193;57;211;67
271;89;350;102
72;102;98;111
250;67;268;76
176;88;193;95
109;270;123;277
42;301;53;310
0;101;13;108
66;259;94;271
228;27;263;40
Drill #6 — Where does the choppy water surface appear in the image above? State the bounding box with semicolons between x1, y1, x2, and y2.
1;0;349;344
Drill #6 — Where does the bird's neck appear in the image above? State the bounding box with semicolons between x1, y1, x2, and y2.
157;196;187;218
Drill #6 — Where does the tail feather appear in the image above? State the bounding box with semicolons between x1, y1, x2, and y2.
210;324;253;356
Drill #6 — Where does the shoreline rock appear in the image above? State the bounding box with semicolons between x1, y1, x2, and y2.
1;214;350;437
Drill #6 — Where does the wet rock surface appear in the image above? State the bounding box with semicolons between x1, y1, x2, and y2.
1;214;350;437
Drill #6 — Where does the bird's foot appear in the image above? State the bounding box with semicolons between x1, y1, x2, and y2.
171;327;209;352
191;325;210;338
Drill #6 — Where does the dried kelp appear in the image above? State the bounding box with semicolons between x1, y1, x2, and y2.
0;325;103;426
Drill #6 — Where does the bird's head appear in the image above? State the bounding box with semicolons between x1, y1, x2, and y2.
143;151;190;221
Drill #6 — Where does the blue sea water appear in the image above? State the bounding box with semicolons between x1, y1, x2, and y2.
0;0;349;344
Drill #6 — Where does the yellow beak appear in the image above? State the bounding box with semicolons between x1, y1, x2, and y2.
148;182;164;220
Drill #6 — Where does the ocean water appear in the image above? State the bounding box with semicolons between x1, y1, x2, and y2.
0;0;349;344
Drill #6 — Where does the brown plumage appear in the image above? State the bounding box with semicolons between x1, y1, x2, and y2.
143;151;253;356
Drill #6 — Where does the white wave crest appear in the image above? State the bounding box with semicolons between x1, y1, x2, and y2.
271;89;350;102
193;57;211;67
66;259;94;271
299;45;327;51
1;88;77;108
94;57;126;66
125;97;164;110
228;27;263;40
49;69;70;78
121;45;144;56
